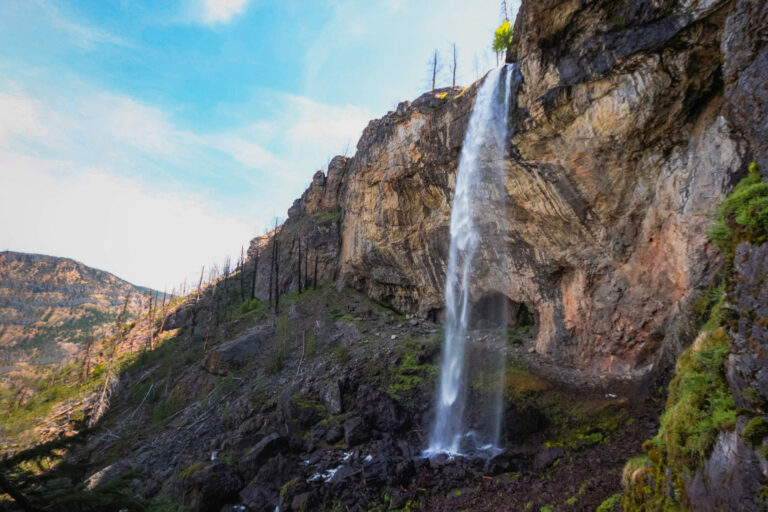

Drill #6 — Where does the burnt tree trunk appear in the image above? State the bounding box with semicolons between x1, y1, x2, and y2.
297;238;302;294
250;251;259;300
304;238;309;289
80;336;93;383
268;225;278;310
275;239;280;315
313;253;318;290
239;246;245;303
146;290;153;351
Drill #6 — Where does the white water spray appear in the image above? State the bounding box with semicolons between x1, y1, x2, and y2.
426;64;516;457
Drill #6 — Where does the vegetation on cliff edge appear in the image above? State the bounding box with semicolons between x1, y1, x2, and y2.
621;163;767;510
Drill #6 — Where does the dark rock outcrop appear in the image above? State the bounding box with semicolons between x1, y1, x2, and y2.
183;462;243;512
727;242;768;410
203;327;272;375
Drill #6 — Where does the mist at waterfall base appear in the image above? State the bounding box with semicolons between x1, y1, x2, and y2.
425;64;516;458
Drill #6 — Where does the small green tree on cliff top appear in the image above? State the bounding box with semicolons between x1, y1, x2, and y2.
493;20;514;64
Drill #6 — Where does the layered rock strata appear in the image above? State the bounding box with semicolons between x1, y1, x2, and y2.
250;0;765;380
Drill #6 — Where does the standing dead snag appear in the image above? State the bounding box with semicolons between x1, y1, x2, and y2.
431;49;439;91
91;293;130;426
313;253;318;290
159;288;168;335
239;246;246;303
304;238;309;289
268;222;278;309
250;249;259;300
80;335;94;384
452;43;457;87
297;238;302;294
275;239;281;315
146;289;154;351
191;265;204;337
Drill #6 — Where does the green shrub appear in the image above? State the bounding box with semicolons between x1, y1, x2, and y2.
742;417;768;447
622;455;648;486
505;324;531;345
150;392;185;427
181;461;207;478
493;20;514;58
657;327;736;469
709;162;768;264
313;207;342;223
623;328;736;510
387;352;437;401
620;165;768;509
597;493;622;512
265;314;291;374
239;298;264;316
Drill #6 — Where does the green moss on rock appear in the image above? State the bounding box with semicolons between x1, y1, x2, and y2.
709;162;768;264
742;417;768;447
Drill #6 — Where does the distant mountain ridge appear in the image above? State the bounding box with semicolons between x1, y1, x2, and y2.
0;251;147;368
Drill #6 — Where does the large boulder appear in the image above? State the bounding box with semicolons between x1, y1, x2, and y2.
203;327;272;375
183;461;243;512
239;433;288;481
356;385;410;433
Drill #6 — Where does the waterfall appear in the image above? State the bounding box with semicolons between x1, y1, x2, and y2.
426;64;516;457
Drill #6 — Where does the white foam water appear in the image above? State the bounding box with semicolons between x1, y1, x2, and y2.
426;64;516;457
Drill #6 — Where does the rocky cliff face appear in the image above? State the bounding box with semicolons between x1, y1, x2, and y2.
253;0;764;381
0;251;146;368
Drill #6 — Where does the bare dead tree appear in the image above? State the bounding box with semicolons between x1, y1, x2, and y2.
274;238;281;315
268;241;274;309
191;266;205;337
222;256;231;306
158;287;168;335
146;289;154;351
501;0;509;21
208;279;219;350
268;222;278;309
304;238;310;289
431;49;439;90
196;266;205;302
313;253;319;290
250;249;259;300
239;246;246;302
80;335;94;384
297;238;302;294
91;293;130;425
452;43;457;87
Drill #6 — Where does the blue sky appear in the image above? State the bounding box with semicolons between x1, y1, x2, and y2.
0;0;518;290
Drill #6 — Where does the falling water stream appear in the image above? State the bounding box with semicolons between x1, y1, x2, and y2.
426;64;516;457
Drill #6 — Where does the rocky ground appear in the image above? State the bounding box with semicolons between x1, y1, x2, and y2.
30;281;658;512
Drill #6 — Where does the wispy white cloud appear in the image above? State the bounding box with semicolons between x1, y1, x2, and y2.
198;0;251;24
0;77;372;288
31;0;133;49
